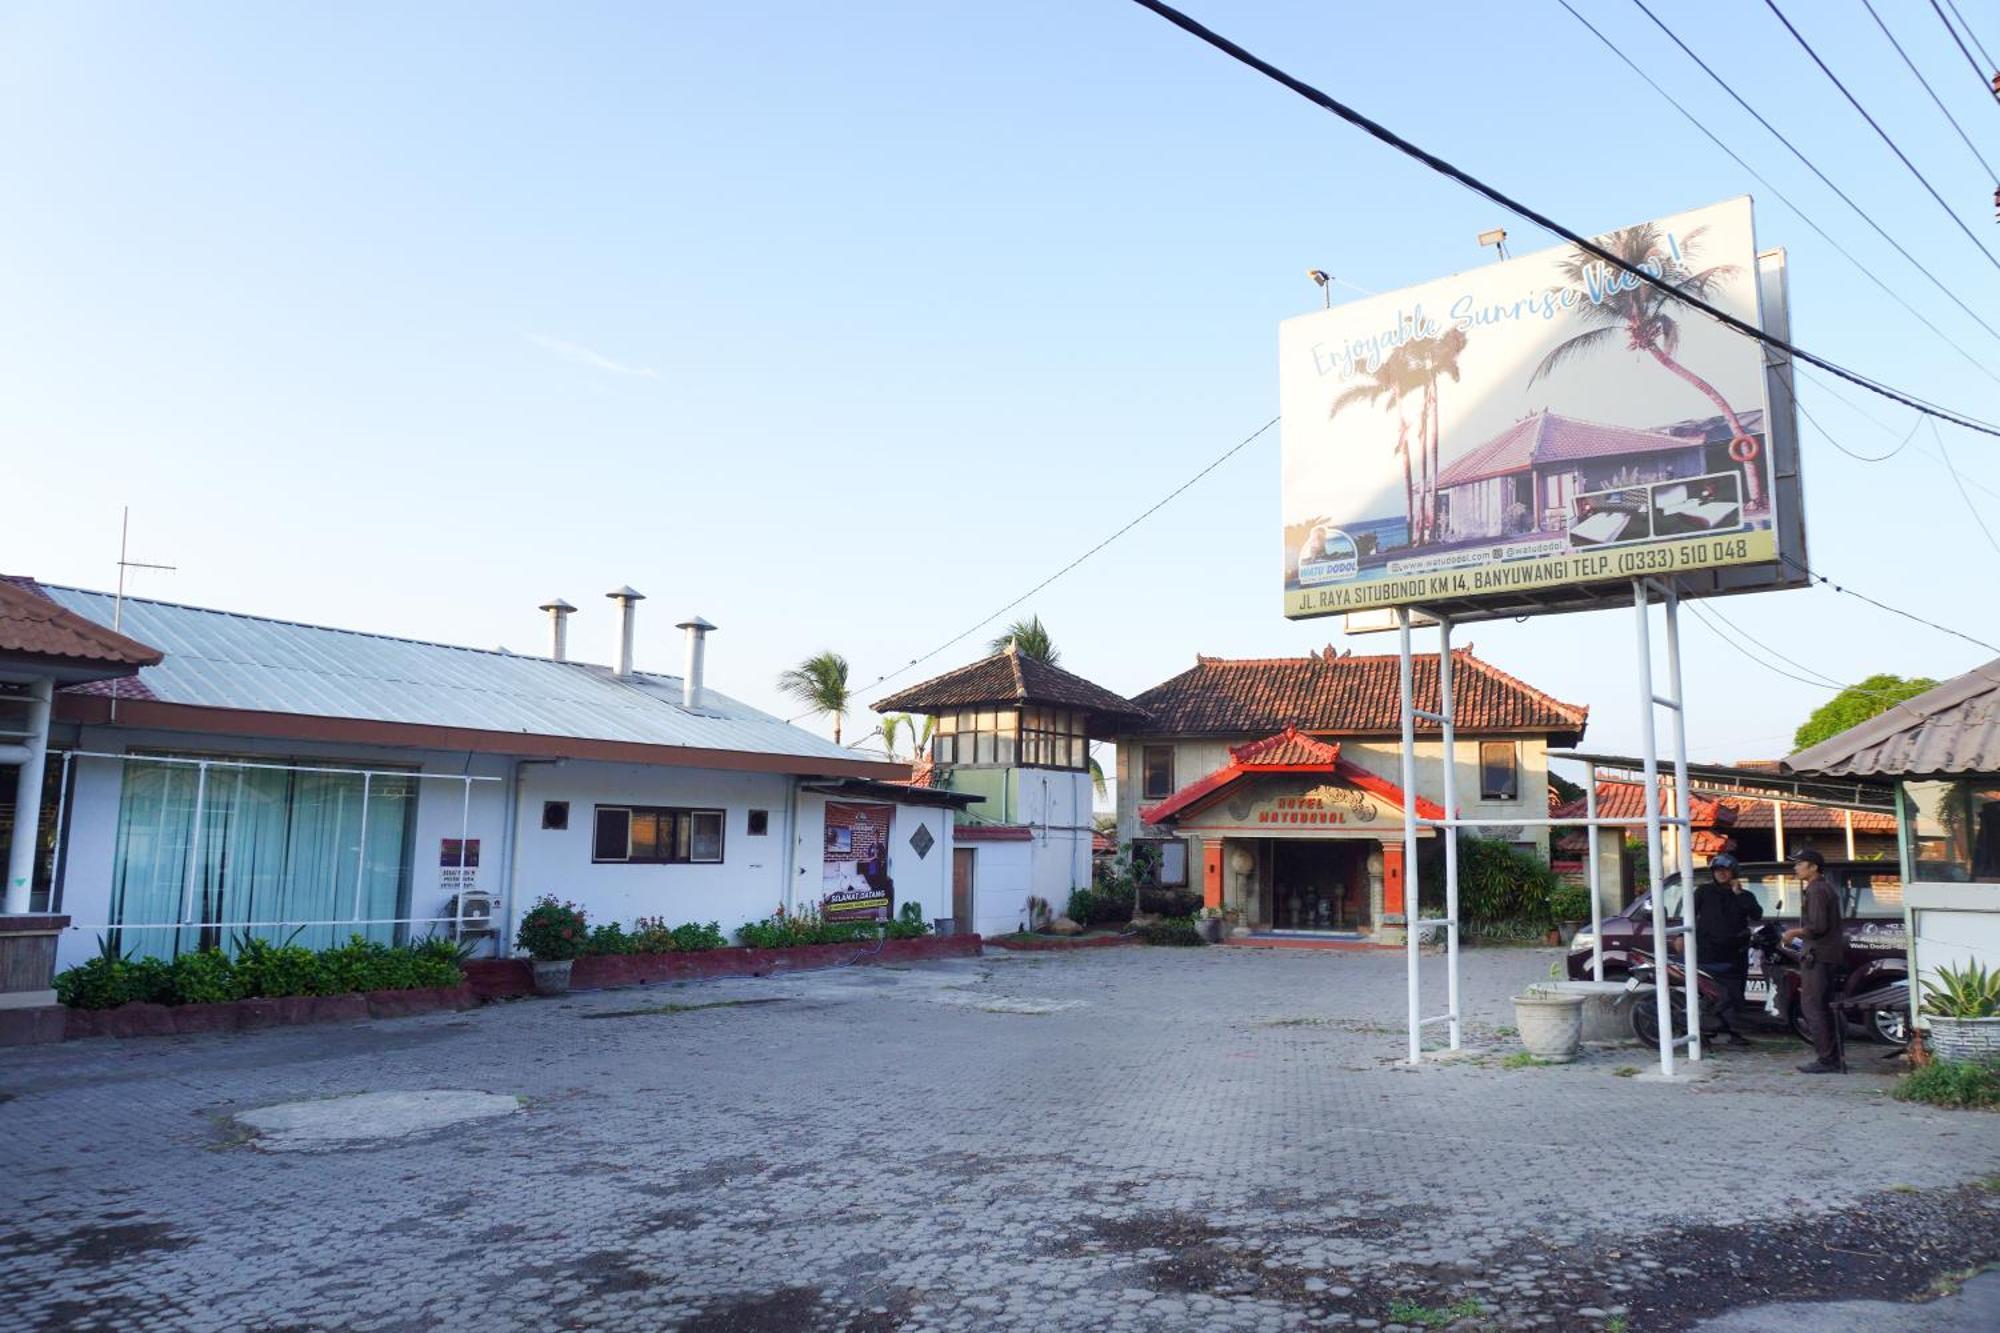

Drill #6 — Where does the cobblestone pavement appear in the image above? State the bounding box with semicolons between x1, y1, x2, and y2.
2;945;1997;1332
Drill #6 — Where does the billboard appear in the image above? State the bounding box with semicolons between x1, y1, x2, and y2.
1282;198;1783;621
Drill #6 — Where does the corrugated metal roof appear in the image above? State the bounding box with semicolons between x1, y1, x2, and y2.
1785;658;2000;778
37;583;869;766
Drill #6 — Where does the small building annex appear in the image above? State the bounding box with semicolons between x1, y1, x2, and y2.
0;577;973;971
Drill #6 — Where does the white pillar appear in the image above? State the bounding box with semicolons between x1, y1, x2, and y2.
4;678;54;914
1398;609;1421;1065
1844;809;1856;860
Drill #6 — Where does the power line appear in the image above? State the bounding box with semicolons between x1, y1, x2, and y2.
1795;364;2000;500
1860;0;1999;181
1553;0;2000;387
1624;0;2000;354
1942;0;2000;80
793;414;1280;719
1795;391;1921;463
1760;0;2000;274
1930;418;2000;557
1930;0;2000;105
1125;0;2000;441
1777;553;2000;653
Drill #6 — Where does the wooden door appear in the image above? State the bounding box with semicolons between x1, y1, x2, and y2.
952;848;975;931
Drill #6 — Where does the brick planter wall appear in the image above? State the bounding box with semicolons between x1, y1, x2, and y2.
464;933;984;1000
57;985;477;1042
987;933;1136;952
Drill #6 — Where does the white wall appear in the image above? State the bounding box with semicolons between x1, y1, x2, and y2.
1908;882;2000;1031
959;839;1034;937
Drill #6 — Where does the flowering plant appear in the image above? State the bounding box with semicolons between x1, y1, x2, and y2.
516;896;589;961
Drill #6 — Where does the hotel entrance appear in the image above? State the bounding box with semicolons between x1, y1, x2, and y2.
1269;839;1373;932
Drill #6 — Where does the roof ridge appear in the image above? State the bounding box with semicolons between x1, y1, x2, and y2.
37;580;606;670
1451;651;1590;725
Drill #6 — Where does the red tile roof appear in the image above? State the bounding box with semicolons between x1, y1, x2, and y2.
1141;726;1444;826
1716;798;1897;833
1436;412;1697;489
874;646;1150;731
0;577;163;670
1550;779;1895;836
1551;779;1733;829
1127;647;1587;741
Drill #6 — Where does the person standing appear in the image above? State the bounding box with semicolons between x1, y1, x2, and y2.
1783;847;1847;1074
1692;853;1763;1047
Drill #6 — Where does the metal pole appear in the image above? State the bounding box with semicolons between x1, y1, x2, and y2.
352;771;372;922
1398;607;1422;1065
1437;617;1461;1051
456;776;472;945
1772;799;1786;867
1633;582;1674;1077
1844;808;1856;860
47;750;73;912
1664;587;1701;1062
1586;763;1604;982
3;678;53;914
180;761;209;954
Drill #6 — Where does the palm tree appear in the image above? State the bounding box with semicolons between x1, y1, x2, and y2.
777;651;852;745
989;615;1058;665
1530;224;1761;507
1409;328;1468;543
1330;346;1427;547
867;712;936;761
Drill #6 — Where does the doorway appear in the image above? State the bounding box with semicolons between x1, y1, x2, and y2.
952;847;975;933
1270;841;1370;932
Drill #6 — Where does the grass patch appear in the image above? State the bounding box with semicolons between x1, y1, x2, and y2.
1891;1059;2000;1110
1606;1316;1629;1333
1385;1296;1483;1327
580;998;786;1020
1613;1066;1640;1078
1500;1051;1551;1069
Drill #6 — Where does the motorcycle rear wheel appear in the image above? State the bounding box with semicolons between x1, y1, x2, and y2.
1631;989;1690;1045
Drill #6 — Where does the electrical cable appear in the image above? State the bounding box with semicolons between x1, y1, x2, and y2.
1930;418;2000;557
1624;0;2000;353
1860;0;1998;181
1795;364;2000;500
1126;0;2000;441
1930;0;2000;104
1777;553;2000;653
1760;0;2000;274
788;413;1280;720
1795;392;1921;463
1554;0;2000;386
1942;0;2000;80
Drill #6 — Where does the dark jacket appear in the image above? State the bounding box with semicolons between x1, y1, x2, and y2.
1694;879;1764;964
1800;875;1847;968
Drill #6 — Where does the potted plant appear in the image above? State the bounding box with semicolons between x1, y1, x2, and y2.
1549;883;1592;947
1512;985;1586;1063
517;896;588;995
1195;906;1225;944
1921;960;2000;1062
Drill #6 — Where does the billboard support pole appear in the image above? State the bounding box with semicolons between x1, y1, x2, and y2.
1437;617;1461;1051
1398;608;1422;1065
1586;762;1603;982
1663;586;1703;1062
1634;581;1677;1077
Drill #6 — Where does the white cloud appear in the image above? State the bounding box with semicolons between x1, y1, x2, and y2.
525;333;659;380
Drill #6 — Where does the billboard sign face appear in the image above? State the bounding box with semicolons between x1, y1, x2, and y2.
1282;198;1778;620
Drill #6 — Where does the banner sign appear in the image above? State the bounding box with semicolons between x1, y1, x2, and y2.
1282;197;1777;618
822;801;894;923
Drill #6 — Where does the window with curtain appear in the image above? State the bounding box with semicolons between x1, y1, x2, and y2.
109;757;417;956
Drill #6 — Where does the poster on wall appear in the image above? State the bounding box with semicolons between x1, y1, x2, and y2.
822;802;894;922
1281;197;1780;619
440;838;479;893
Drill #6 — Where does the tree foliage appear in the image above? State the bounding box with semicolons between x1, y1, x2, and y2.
777;650;853;744
988;615;1058;665
1792;674;1936;752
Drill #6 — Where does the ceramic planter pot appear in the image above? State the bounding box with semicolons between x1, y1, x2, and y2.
1927;1015;2000;1062
530;959;573;996
1196;918;1224;944
1513;990;1586;1063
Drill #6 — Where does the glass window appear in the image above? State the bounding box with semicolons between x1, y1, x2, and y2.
747;809;770;836
1897;779;2000;882
109;756;417;956
1480;742;1519;801
1142;746;1176;800
1130;838;1188;887
591;805;726;866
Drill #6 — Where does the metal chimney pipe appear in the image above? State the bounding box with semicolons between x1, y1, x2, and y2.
539;598;576;661
676;615;716;709
606;586;645;677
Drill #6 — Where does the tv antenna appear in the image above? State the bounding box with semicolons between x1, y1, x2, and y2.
113;506;176;632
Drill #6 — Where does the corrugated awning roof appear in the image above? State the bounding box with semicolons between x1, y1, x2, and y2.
1785;657;2000;778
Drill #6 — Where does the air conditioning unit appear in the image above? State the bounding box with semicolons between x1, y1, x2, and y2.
442;891;497;938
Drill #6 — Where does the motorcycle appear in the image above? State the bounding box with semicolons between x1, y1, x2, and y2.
1624;942;1727;1046
1749;921;1910;1047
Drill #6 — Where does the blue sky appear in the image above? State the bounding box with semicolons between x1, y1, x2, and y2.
4;1;1997;766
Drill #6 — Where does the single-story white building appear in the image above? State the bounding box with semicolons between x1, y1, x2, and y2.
0;577;975;971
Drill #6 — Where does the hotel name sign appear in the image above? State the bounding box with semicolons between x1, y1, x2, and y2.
1219;781;1386;828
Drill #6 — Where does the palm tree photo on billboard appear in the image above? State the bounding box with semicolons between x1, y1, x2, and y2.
1279;197;1780;620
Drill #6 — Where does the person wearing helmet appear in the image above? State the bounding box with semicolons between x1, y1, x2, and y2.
1692;852;1763;1046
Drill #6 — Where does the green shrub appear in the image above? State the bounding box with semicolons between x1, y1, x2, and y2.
231;937;325;998
406;936;467;988
736;905;876;949
1137;916;1205;947
1893;1059;2000;1110
1419;834;1559;928
1922;960;2000;1019
583;923;631;956
55;956;133;1009
124;956;178;1004
1548;882;1593;923
1066;885;1132;928
516;896;589;961
670;920;727;951
1139;888;1201;918
885;901;932;941
169;949;239;1005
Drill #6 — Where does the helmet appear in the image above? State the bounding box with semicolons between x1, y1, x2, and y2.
1710;853;1739;871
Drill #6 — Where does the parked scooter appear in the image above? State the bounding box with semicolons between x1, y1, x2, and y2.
1624;943;1726;1046
1748;921;1910;1046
